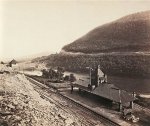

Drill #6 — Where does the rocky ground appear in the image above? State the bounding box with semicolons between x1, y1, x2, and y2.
0;64;88;126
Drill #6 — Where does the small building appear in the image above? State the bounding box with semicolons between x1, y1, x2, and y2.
71;65;135;112
9;59;17;67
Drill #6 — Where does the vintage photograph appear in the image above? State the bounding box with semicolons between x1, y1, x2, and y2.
0;0;150;126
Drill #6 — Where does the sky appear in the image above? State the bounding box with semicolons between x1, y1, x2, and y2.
0;0;150;60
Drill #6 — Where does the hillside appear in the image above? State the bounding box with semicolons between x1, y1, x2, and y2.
63;11;150;53
33;11;150;77
32;53;150;77
0;65;87;126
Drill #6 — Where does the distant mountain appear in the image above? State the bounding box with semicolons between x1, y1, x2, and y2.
17;51;53;62
63;11;150;53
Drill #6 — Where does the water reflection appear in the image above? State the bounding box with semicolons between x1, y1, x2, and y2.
65;71;150;93
108;76;150;93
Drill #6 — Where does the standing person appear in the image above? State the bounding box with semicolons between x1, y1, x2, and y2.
70;74;76;93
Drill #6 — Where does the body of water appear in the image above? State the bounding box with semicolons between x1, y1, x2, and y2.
108;76;150;94
65;71;150;94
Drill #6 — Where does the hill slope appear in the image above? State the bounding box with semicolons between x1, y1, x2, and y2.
63;11;150;53
33;11;150;77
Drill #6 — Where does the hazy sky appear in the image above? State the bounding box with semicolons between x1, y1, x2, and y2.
0;0;150;60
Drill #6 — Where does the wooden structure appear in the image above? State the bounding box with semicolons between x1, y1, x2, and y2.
71;65;135;112
9;59;17;67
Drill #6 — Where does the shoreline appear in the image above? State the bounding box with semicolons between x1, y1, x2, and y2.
139;94;150;98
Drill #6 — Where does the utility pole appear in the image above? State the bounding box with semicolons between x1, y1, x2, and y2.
89;68;92;85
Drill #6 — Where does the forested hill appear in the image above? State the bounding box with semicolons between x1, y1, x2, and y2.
63;11;150;53
33;11;150;77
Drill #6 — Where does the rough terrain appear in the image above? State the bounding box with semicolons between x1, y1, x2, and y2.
0;65;92;126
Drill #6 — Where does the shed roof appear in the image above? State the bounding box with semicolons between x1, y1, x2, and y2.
92;83;135;104
10;59;17;64
74;79;135;104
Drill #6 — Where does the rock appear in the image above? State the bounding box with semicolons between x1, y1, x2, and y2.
0;73;85;126
14;115;22;121
7;104;15;109
12;100;18;106
0;96;3;100
0;111;13;116
65;117;74;126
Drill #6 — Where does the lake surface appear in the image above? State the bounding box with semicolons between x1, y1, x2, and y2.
19;70;42;76
108;76;150;94
65;71;150;94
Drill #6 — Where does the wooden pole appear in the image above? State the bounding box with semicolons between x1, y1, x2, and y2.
118;89;122;112
71;85;73;94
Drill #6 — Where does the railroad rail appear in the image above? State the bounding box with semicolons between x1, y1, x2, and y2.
26;76;100;126
26;75;121;126
134;103;150;114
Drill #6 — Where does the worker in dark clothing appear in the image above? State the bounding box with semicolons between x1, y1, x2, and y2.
70;74;76;93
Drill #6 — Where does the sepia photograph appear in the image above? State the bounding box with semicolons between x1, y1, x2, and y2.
0;0;150;126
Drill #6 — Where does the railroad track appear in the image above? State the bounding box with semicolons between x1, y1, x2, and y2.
134;103;150;114
27;75;150;114
26;76;99;126
26;75;121;126
34;89;96;126
59;93;120;126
